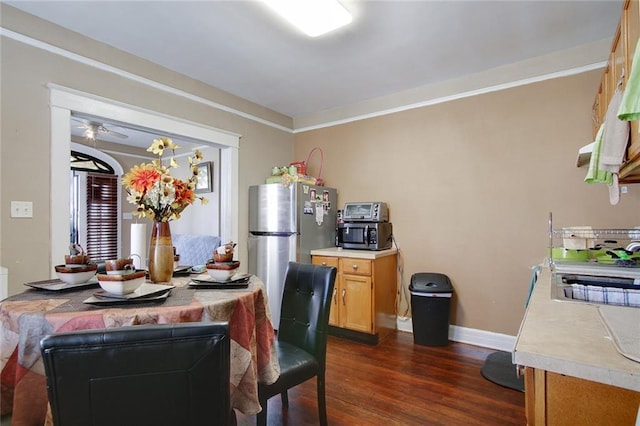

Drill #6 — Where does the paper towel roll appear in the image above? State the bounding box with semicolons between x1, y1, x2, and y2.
130;223;147;270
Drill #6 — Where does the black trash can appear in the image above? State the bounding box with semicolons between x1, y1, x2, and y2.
409;273;453;346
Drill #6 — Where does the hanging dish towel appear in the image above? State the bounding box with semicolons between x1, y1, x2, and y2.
601;88;629;172
609;173;620;206
584;123;613;185
618;38;640;121
585;123;620;204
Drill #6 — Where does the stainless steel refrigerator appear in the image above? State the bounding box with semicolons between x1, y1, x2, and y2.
248;183;337;328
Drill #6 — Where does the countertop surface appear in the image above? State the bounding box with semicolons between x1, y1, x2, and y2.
514;266;640;392
310;247;397;259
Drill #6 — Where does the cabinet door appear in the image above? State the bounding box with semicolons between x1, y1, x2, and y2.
545;371;640;425
525;367;640;425
626;0;640;160
592;83;603;138
626;0;639;75
340;274;373;333
328;279;340;326
312;256;340;326
611;27;626;93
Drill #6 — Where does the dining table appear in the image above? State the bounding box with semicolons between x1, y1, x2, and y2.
0;272;281;426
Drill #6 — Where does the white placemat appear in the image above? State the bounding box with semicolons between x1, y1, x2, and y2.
598;305;640;363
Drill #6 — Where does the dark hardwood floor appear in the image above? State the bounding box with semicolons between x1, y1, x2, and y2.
237;330;526;425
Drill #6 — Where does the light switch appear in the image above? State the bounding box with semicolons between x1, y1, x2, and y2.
11;201;33;218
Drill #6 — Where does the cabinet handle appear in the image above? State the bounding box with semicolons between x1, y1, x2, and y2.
617;67;625;89
332;288;337;305
321;262;327;266
352;264;358;270
341;289;346;306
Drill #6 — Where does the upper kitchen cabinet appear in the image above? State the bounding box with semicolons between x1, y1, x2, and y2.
592;70;607;138
593;0;640;183
624;0;640;170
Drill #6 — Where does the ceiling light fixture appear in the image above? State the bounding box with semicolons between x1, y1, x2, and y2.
83;124;97;141
263;0;352;37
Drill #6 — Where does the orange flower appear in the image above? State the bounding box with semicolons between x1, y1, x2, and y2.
122;164;161;193
173;179;195;206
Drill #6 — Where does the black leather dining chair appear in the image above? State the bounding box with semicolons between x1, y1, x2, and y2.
257;261;337;426
40;322;231;426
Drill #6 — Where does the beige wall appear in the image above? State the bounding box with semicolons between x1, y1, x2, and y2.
294;71;640;335
0;5;294;296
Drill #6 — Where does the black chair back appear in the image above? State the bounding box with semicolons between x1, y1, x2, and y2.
40;322;230;426
258;261;337;425
278;261;337;362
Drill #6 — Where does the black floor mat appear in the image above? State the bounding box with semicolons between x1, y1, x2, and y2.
480;351;524;392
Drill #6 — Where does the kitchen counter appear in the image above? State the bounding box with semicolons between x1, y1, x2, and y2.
310;247;397;259
514;266;640;392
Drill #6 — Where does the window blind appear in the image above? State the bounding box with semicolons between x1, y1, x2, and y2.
86;173;118;262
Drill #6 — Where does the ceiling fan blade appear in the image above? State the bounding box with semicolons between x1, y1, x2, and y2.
71;117;92;126
99;126;129;139
72;117;129;139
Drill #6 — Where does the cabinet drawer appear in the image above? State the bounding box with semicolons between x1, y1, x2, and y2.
340;258;372;276
312;256;339;268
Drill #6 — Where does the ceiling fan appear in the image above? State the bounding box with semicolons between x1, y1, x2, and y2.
72;117;129;141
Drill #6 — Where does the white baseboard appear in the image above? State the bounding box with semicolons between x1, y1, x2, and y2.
396;317;516;353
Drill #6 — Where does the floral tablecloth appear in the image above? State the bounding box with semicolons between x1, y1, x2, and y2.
0;275;280;425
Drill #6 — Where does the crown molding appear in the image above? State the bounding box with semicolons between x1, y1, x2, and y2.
0;26;294;133
2;26;609;135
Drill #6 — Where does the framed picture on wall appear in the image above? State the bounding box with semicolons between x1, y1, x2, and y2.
195;161;213;194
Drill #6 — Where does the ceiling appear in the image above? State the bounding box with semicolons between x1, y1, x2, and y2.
69;112;192;151
6;0;624;146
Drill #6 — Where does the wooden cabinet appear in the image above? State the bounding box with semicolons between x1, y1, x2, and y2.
338;258;374;333
312;249;397;344
626;0;640;164
592;78;604;137
592;0;640;183
313;255;341;326
524;367;640;425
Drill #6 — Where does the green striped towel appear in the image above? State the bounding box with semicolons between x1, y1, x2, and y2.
618;39;640;121
585;123;613;185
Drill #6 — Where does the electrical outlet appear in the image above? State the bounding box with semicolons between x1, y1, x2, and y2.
11;201;33;218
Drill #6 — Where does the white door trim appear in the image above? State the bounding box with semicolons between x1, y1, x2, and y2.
49;85;240;274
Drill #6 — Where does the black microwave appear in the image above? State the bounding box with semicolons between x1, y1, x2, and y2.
337;222;393;250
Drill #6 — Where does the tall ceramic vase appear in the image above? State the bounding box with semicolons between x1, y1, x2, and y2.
148;221;174;283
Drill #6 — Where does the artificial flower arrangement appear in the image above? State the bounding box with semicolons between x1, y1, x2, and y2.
122;137;208;222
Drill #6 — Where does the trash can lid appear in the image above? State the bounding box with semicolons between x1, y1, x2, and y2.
409;273;453;293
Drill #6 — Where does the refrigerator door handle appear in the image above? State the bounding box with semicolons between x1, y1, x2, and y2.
250;231;297;237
